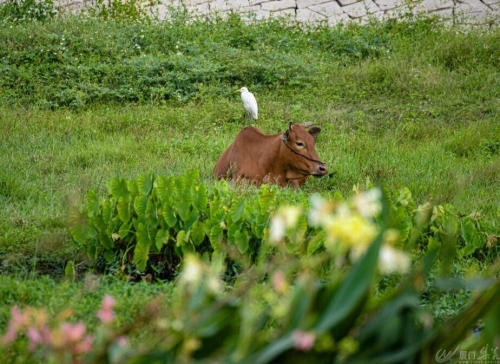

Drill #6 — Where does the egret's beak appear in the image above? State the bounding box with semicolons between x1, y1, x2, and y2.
236;89;242;92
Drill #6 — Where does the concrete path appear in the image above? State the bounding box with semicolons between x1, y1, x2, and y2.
3;0;499;26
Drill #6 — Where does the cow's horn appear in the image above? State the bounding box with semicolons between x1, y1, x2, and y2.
287;121;293;130
302;122;314;128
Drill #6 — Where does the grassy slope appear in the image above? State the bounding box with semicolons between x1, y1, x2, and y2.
0;15;499;329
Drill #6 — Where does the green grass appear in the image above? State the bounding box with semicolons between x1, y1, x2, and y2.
0;12;499;345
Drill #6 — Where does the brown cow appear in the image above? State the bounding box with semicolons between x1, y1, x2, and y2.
213;122;328;188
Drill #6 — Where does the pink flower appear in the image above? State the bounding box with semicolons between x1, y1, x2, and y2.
291;330;316;351
40;324;52;344
2;306;27;344
74;335;94;355
115;336;129;347
61;322;86;343
272;271;287;293
97;295;116;324
27;327;43;351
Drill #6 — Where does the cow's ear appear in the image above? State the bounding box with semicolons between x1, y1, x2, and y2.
308;127;321;139
281;130;290;143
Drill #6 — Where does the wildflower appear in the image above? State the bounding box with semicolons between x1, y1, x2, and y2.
2;306;27;344
354;188;382;219
115;336;129;347
180;255;203;285
324;212;378;251
61;322;86;343
269;205;302;244
97;295;116;324
272;271;289;294
308;194;332;227
27;327;43;351
74;334;93;355
378;245;411;274
291;330;315;351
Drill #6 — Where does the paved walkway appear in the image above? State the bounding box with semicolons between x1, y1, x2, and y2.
5;0;499;26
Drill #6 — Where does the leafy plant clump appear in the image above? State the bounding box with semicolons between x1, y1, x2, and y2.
0;9;390;109
0;0;56;23
69;170;297;279
68;171;499;280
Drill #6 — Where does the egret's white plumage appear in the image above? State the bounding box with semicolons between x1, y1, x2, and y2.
237;87;258;125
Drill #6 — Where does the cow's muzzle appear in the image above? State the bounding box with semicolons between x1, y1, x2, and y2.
313;163;328;177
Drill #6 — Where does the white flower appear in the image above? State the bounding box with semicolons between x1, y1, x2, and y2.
308;194;330;227
378;245;411;274
269;206;302;244
180;255;203;285
354;188;382;219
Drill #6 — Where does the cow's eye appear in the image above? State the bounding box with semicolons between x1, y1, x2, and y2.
295;141;305;148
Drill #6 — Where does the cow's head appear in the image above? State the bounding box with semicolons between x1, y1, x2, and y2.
281;122;328;178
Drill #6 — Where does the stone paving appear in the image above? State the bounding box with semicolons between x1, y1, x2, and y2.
2;0;500;25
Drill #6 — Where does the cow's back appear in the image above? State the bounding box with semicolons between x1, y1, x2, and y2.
213;142;235;179
213;127;278;182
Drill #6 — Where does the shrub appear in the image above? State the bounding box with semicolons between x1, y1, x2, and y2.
68;171;499;281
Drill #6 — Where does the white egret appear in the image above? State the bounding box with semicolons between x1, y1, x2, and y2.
237;87;258;125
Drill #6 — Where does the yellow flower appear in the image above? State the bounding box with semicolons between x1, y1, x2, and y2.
324;213;378;252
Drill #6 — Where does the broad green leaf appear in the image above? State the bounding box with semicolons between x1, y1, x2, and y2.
155;228;169;250
99;230;113;249
210;197;225;223
216;179;229;197
86;190;99;217
162;203;177;228
227;220;242;243
176;230;188;247
211;250;226;273
186;169;200;184
127;179;139;197
117;196;130;223
145;196;158;226
137;172;154;196
294;215;308;241
258;184;271;214
177;185;193;222
235;229;249;254
190;221;206;246
134;195;148;219
307;230;326;254
64;261;75;282
104;250;115;263
230;197;246;222
107;177;129;199
460;217;477;256
391;205;412;244
315;233;383;333
119;221;132;240
209;224;223;249
427;236;441;251
175;175;186;193
182;209;199;231
68;205;96;244
89;214;106;232
134;223;151;272
106;215;122;237
101;199;113;224
252;213;268;239
193;184;208;211
156;176;171;204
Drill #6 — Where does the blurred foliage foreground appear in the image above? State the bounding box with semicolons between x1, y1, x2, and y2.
1;170;500;363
